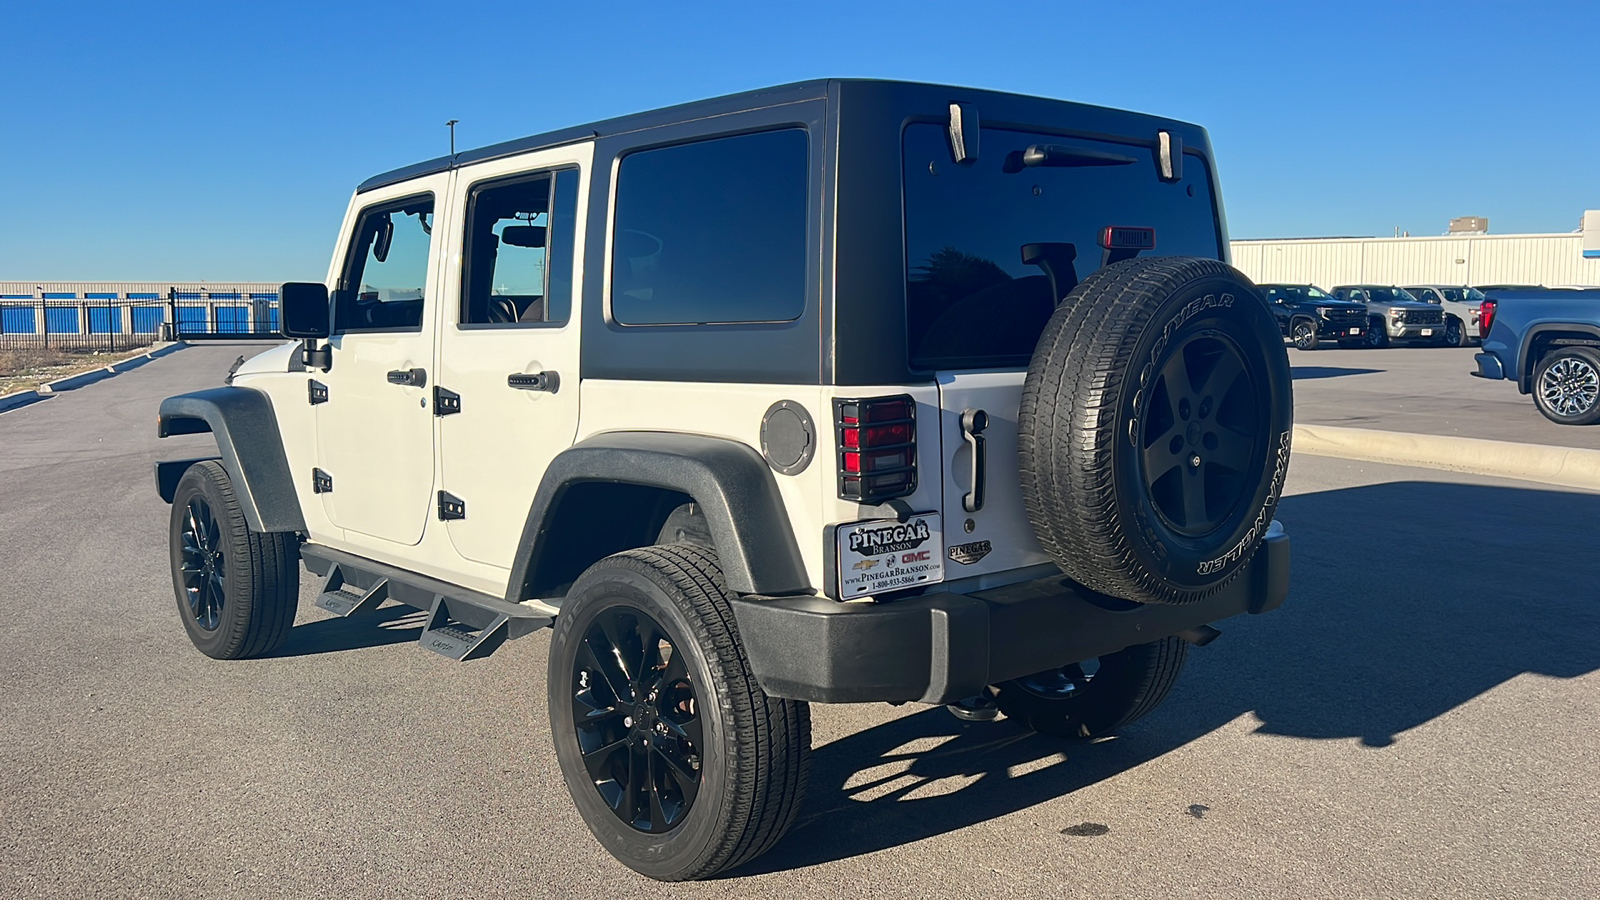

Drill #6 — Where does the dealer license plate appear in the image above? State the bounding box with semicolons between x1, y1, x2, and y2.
835;513;945;598
1420;328;1433;336
1348;327;1362;336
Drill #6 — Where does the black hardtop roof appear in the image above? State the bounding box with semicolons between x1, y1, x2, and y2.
356;78;1206;194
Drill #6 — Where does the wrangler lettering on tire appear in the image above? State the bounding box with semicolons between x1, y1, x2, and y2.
1019;256;1293;604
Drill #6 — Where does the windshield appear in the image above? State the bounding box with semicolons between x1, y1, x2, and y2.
1442;288;1486;302
903;124;1220;370
1306;286;1333;299
1360;288;1417;303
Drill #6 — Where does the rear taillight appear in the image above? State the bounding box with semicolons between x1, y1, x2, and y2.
836;396;916;502
1479;300;1496;339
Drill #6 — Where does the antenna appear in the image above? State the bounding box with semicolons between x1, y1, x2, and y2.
446;119;459;156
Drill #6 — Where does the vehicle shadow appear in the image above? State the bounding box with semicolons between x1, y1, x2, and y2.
1290;366;1383;380
735;479;1600;875
269;603;426;658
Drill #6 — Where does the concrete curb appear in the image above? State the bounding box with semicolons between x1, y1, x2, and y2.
1293;423;1600;491
0;389;48;414
37;342;188;395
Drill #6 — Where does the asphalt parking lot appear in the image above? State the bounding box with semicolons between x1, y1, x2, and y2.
1289;343;1600;451
2;345;1597;899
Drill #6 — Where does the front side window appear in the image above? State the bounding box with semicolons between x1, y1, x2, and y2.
335;195;434;334
611;128;809;326
461;169;580;326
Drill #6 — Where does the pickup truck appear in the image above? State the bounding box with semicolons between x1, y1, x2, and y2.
1473;289;1600;424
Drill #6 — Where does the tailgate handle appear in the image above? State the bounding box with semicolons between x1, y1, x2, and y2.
960;408;988;513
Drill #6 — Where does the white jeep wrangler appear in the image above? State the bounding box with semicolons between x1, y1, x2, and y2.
155;79;1293;881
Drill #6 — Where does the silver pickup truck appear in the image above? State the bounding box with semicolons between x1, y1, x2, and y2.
1404;285;1483;348
1331;285;1446;348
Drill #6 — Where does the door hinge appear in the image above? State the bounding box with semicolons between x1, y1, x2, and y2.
308;379;328;405
312;468;333;494
438;491;466;520
434;385;461;416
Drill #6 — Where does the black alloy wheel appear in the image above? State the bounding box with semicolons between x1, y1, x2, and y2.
178;496;227;631
548;544;810;881
572;605;704;834
166;460;298;659
1138;331;1265;539
1444;317;1465;347
1291;320;1319;351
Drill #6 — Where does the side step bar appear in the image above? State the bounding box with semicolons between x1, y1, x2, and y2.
301;544;557;661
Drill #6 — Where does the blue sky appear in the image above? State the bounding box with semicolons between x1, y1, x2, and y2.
2;0;1595;281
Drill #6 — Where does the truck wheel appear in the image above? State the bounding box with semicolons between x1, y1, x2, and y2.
1019;257;1293;605
1533;347;1600;425
1445;317;1467;347
547;544;810;881
1291;319;1320;351
993;637;1187;738
1366;317;1390;348
167;460;298;659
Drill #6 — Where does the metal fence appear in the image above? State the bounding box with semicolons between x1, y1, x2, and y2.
0;290;283;351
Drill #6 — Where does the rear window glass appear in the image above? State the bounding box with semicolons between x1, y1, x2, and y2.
611;128;809;326
904;124;1220;370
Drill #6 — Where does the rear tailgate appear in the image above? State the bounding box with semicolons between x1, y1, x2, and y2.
935;371;1050;579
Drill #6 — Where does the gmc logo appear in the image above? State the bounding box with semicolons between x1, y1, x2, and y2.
901;551;930;564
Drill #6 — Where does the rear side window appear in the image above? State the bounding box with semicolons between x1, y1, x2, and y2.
611;129;808;325
903;124;1220;370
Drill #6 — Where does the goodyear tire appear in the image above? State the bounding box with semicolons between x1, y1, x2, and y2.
1018;257;1293;605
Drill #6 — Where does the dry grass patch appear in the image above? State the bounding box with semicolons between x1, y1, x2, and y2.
0;346;154;395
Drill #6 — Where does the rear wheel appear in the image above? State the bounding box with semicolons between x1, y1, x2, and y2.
167;460;299;659
1532;347;1600;425
1291;319;1320;351
993;638;1187;737
1019;257;1293;605
547;544;809;881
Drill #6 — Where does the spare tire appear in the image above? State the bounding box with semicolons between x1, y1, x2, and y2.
1018;257;1292;605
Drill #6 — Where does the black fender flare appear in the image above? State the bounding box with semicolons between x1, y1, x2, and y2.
506;432;811;601
156;386;306;534
1518;323;1600;392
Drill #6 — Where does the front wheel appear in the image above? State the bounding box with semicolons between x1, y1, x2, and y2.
993;638;1188;737
1532;347;1600;425
1444;317;1467;348
167;461;299;659
1366;317;1390;348
547;544;810;881
1291;319;1320;351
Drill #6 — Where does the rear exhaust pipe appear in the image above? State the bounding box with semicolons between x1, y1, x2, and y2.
1177;624;1222;647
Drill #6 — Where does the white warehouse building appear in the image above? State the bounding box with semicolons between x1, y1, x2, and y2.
1229;212;1600;289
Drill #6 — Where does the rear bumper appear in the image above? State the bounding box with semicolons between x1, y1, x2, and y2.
732;522;1290;705
1473;351;1505;380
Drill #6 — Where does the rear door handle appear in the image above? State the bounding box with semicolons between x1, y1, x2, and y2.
507;371;559;393
386;367;426;387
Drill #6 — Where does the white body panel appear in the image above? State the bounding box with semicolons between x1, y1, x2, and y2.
434;144;593;570
933;371;1050;579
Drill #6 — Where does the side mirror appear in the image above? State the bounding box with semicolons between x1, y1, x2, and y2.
280;282;331;339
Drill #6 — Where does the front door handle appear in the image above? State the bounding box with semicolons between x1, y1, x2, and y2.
960;408;988;513
387;367;426;387
507;371;559;393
